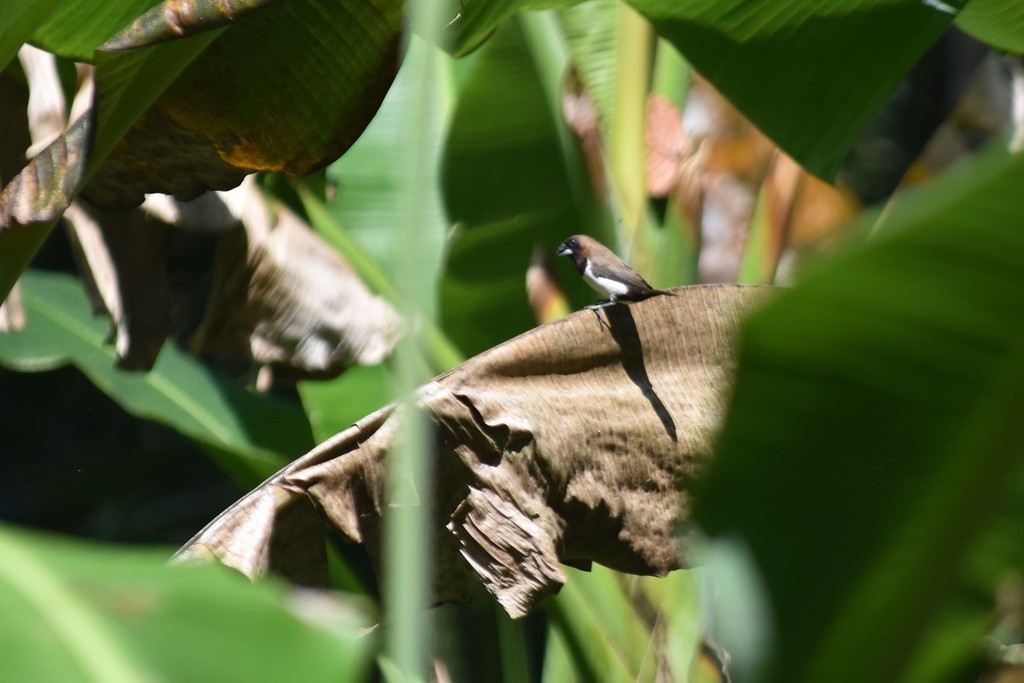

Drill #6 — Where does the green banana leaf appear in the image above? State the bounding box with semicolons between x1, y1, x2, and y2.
0;270;312;483
696;141;1024;683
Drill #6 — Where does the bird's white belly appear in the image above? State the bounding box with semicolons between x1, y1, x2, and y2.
583;263;629;298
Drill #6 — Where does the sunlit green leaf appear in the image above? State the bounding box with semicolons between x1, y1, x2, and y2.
956;0;1024;52
325;38;452;295
298;364;393;444
558;0;619;141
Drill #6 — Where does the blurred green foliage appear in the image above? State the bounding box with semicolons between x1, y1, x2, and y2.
3;0;1024;681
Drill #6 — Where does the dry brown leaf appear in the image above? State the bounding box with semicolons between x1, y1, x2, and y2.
687;77;775;184
64;201;176;370
647;94;684;197
647;94;705;200
176;284;772;618
191;192;400;386
787;165;860;249
61;184;251;371
562;67;608;201
53;175;398;378
0;283;25;333
20;46;68;159
526;244;570;324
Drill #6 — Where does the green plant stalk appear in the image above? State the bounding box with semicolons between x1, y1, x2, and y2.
641;571;704;680
544;599;608;683
609;2;651;257
496;604;531;683
649;38;699;286
652;199;698;287
738;164;792;285
382;7;447;679
651;37;689;106
546;569;651;682
540;624;577;683
736;182;772;284
296;182;464;374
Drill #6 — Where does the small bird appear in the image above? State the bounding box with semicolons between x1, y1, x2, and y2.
556;234;673;309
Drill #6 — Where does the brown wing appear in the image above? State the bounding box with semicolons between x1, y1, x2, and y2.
586;258;659;300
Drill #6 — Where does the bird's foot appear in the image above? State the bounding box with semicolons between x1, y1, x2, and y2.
585;301;615;329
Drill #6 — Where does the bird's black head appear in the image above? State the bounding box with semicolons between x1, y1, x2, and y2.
556;236;579;258
556;234;592;273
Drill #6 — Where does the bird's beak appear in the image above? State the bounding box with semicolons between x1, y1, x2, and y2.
556;245;571;256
